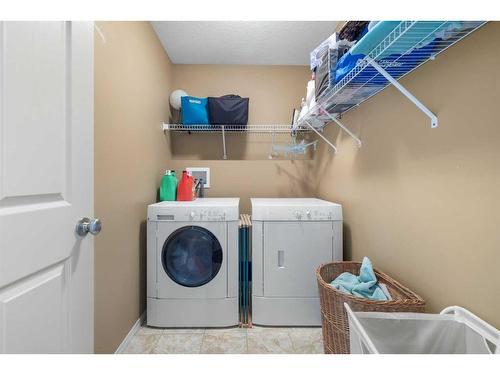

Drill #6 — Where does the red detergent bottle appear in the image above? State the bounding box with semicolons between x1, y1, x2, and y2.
177;170;194;201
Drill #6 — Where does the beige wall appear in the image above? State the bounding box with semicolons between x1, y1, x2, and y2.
94;21;172;353
168;65;313;212
315;22;500;327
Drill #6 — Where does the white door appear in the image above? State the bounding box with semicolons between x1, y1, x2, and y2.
0;22;94;353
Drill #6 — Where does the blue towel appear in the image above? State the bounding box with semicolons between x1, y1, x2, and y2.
331;257;388;301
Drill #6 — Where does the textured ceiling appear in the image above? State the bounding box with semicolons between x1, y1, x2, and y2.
151;21;338;65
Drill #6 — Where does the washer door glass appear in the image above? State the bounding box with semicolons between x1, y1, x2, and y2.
162;226;223;287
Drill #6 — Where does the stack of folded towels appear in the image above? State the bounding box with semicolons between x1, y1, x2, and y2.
330;257;391;301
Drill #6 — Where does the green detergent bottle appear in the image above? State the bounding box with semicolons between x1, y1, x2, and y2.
159;170;178;201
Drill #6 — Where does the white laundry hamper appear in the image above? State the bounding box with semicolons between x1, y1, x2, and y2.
345;303;499;354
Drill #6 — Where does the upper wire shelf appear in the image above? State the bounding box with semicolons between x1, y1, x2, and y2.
300;21;486;128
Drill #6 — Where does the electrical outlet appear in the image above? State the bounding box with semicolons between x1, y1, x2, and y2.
186;167;210;188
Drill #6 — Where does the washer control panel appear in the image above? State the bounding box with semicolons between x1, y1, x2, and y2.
148;199;239;222
189;209;226;222
156;209;226;222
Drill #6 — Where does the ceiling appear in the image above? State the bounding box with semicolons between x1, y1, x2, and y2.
151;21;338;66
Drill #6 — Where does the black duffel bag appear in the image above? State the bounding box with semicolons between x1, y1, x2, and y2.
208;95;249;126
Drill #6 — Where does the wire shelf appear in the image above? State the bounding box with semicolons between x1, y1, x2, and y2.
162;21;485;156
162;123;310;134
301;21;486;127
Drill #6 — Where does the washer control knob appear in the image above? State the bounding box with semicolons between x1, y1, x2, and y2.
189;211;196;219
306;210;311;219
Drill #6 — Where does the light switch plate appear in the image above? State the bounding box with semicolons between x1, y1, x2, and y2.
186;167;210;188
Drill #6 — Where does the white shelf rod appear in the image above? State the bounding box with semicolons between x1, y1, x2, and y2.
221;125;228;160
304;120;337;153
367;57;438;128
320;105;362;147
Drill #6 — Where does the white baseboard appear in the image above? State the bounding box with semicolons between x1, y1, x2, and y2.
114;311;146;354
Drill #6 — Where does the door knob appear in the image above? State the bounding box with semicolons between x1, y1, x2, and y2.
76;217;102;236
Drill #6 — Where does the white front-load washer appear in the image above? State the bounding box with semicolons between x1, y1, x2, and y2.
251;198;343;326
147;198;239;327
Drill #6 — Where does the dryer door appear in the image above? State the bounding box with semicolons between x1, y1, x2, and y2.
263;222;333;297
156;222;228;299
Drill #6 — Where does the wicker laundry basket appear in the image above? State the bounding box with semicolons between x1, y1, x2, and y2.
317;261;425;354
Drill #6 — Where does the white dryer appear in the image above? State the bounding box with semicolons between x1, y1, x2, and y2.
147;198;239;327
251;198;343;326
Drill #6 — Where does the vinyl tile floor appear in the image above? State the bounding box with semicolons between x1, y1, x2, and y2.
122;325;324;354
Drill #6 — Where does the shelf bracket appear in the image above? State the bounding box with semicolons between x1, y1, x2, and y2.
304;120;337;153
221;125;228;160
319;105;362;147
367;57;438;128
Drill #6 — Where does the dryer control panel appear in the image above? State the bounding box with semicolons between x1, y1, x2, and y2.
293;209;333;221
251;198;343;222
